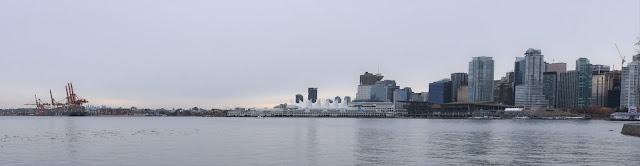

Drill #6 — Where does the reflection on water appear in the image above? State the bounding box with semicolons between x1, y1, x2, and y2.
304;118;318;165
0;117;639;166
65;118;78;165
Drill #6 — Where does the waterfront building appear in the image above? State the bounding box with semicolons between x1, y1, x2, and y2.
450;73;468;102
370;80;399;102
410;92;428;102
295;94;304;103
606;71;621;108
592;74;606;106
557;71;579;108
457;85;469;102
421;92;429;102
334;96;342;103
356;85;374;100
593;64;611;75
515;48;549;109
547;62;567;73
621;55;640;108
576;58;592;106
468;56;495;102
429;79;452;104
543;72;558;108
274;103;288;108
308;88;318;103
360;72;384;85
393;87;412;109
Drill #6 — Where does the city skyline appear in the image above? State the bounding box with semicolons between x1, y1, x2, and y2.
1;0;639;109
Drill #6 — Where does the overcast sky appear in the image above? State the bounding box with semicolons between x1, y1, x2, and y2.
1;0;639;109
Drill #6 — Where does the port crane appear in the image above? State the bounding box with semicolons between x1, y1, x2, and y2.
24;95;50;115
24;83;89;116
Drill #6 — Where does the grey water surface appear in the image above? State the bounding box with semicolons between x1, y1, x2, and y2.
1;117;638;166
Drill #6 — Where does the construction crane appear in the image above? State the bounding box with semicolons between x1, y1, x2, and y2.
615;44;626;70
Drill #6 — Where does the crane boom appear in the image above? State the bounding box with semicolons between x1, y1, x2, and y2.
615;44;626;69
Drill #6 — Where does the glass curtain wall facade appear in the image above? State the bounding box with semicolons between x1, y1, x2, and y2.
468;56;495;102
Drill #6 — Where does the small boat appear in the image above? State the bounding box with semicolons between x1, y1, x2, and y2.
256;116;264;119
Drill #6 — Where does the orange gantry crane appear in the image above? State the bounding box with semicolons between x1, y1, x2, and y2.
25;83;89;116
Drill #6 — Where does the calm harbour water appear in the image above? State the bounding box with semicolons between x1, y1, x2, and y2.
1;117;639;166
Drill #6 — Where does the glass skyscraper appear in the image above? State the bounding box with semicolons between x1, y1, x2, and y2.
576;58;592;107
468;56;494;102
515;48;549;109
621;55;640;108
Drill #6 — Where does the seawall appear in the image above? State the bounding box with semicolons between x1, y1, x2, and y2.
621;123;640;137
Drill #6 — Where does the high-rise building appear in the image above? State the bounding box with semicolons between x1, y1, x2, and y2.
308;88;318;103
576;58;592;107
514;57;526;86
429;79;452;104
468;56;495;102
356;72;384;101
450;73;468;102
515;48;549;109
360;72;384;85
543;72;558;108
592;65;611;75
621;55;640;108
334;96;342;103
295;94;304;103
592;74;606;106
606;71;621;108
547;63;567;73
557;71;578;108
344;96;352;104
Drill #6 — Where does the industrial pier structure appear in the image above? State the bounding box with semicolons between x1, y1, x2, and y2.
24;83;89;116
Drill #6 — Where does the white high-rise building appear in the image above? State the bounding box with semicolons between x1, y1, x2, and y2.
468;56;494;102
515;48;549;110
621;55;640;108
